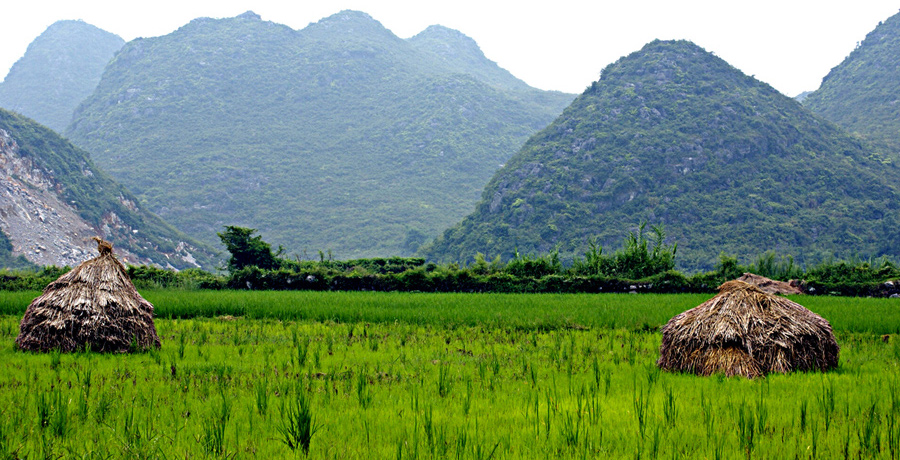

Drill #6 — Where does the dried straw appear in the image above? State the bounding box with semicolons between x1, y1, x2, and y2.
15;238;161;353
657;280;838;378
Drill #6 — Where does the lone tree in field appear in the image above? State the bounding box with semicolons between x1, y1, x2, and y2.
15;237;161;352
657;280;838;378
217;225;282;272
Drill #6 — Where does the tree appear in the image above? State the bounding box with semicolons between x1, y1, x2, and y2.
217;226;282;272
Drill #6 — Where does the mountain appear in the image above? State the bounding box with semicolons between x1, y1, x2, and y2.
803;10;900;157
421;40;900;270
65;11;573;258
0;108;216;269
408;25;531;92
0;20;124;133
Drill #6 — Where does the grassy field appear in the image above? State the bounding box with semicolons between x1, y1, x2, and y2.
0;291;898;458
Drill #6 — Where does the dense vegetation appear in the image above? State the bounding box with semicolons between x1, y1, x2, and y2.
0;20;123;132
421;40;900;271
5;225;897;297
0;108;217;269
804;10;900;159
65;11;573;259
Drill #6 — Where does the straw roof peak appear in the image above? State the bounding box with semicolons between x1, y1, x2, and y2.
90;236;114;256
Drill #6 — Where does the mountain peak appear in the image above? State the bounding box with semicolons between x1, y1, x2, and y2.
303;9;400;44
410;25;483;56
0;20;123;132
409;24;532;91
594;39;752;92
236;11;261;21
422;39;900;270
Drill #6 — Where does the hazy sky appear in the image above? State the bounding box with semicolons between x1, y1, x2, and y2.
2;1;898;96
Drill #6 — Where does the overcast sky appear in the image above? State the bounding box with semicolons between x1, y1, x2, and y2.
2;1;898;97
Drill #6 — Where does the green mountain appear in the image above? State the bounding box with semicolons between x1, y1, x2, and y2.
0;20;124;133
421;40;900;270
65;11;573;258
0;108;216;269
803;10;900;157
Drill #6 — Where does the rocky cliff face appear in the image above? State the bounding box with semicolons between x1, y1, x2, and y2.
0;128;201;268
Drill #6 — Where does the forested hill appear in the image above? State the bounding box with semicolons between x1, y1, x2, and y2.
420;40;900;270
803;10;900;158
0;20;123;133
65;10;574;259
0;108;216;270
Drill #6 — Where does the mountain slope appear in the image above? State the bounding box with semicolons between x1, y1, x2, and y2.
66;11;573;258
803;10;900;157
0;108;216;269
0;20;123;132
421;40;900;270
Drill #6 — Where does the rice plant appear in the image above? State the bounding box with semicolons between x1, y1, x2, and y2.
663;384;677;428
277;386;319;454
735;400;756;460
254;377;269;415
438;361;453;398
356;369;373;409
200;394;231;456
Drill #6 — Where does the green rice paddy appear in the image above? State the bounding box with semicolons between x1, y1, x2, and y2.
0;291;898;458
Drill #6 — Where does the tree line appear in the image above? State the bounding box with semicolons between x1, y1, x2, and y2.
4;225;899;297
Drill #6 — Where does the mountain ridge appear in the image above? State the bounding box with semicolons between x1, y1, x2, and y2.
803;9;900;158
65;11;574;259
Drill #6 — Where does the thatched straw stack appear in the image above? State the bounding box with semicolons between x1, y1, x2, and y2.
657;280;838;378
15;237;161;352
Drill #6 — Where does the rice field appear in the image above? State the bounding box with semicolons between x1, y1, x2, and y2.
2;290;898;333
0;291;898;458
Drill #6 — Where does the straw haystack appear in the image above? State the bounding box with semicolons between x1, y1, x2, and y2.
15;237;161;352
657;280;838;378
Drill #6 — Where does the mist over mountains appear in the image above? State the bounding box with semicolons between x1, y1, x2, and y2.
64;10;573;259
2;8;899;271
0;20;124;133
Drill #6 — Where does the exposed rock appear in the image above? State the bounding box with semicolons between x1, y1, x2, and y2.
0;128;198;268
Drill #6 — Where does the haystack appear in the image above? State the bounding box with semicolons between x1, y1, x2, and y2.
15;237;161;352
657;280;838;378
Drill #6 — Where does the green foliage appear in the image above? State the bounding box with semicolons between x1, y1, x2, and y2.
804;11;900;159
421;39;900;272
65;11;573;260
504;249;562;278
805;257;900;285
217;226;281;272
570;224;676;279
0;20;124;132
